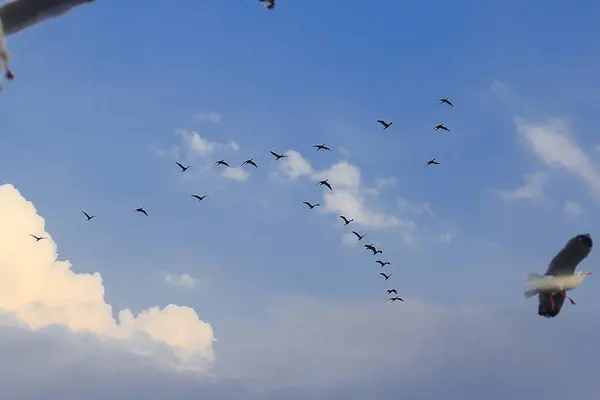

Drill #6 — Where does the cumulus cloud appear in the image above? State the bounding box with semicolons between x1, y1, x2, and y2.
515;117;600;197
498;171;548;201
564;200;585;216
222;167;250;181
0;184;215;370
276;150;313;180
230;140;240;151
165;273;200;290
178;129;217;158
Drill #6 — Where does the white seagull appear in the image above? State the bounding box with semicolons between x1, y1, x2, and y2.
524;233;593;318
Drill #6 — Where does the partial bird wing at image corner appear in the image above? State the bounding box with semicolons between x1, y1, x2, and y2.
544;234;593;277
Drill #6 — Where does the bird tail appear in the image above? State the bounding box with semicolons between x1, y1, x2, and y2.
524;273;544;299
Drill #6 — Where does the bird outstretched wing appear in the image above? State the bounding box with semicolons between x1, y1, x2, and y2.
544;234;592;276
538;292;566;318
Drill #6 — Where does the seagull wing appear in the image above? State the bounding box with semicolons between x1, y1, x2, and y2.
376;120;386;126
270;151;279;158
544;234;592;276
538;293;566;318
176;161;185;169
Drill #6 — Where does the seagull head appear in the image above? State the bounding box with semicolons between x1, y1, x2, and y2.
578;271;593;280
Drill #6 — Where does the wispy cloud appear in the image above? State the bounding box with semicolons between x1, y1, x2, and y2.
564;200;585;216
165;273;200;290
222;167;250;181
193;111;222;124
177;129;217;158
498;171;548;202
275;150;313;180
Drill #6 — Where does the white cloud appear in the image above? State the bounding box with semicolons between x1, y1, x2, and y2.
398;197;434;217
276;150;313;180
193;111;222;124
165;273;200;290
515;117;600;197
222;167;250;181
435;232;454;243
177;129;216;158
565;200;585;216
498;171;548;201
0;184;215;370
230;140;240;151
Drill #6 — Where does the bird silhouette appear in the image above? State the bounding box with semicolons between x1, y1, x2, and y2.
270;151;288;160
387;289;398;295
339;215;354;226
317;179;333;191
380;272;392;280
214;160;231;167
81;210;95;221
376;260;391;267
376;120;393;130
313;144;331;151
134;207;148;216
425;158;440;166
389;296;404;302
439;98;453;107
303;201;320;209
434;123;450;132
352;231;366;241
29;234;46;241
364;244;382;255
259;0;274;9
242;159;258;168
191;194;209;201
176;161;190;172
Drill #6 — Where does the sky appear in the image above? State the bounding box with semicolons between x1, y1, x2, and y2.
0;0;599;398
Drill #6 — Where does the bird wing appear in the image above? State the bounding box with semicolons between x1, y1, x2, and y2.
0;0;94;37
81;210;89;217
270;151;279;157
303;201;310;206
538;292;566;318
176;161;184;169
376;120;385;125
544;234;593;276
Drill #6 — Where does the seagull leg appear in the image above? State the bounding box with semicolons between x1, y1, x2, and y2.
561;291;576;305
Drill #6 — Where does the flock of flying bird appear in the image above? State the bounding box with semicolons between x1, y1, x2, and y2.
28;97;456;304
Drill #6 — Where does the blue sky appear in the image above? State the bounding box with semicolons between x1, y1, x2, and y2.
0;0;600;398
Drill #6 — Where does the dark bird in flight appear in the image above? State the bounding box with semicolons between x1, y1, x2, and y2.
191;194;209;202
313;144;331;151
389;296;404;302
380;272;392;280
365;244;382;255
242;159;258;168
387;289;398;295
134;207;148;216
352;231;366;241
425;158;440;166
270;151;288;160
259;0;275;9
214;160;231;167
175;161;190;172
29;234;46;241
339;216;354;226
434;123;450;132
303;201;320;209
376;260;391;267
439;98;453;107
317;179;333;191
376;120;393;130
81;210;95;221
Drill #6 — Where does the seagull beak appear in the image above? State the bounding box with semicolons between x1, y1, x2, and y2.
585;272;593;276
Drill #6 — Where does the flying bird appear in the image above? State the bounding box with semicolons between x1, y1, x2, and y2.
433;123;450;132
269;151;288;160
317;179;333;191
439;98;453;107
389;296;404;302
313;144;331;151
175;161;190;172
0;0;96;37
425;158;440;166
191;194;209;201
387;289;398;295
376;260;391;267
339;215;354;226
259;0;274;9
29;234;46;241
525;233;593;318
376;120;393;130
134;207;148;216
81;210;95;221
379;272;392;281
365;244;382;255
352;231;366;241
214;160;231;168
303;201;320;209
242;159;258;168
